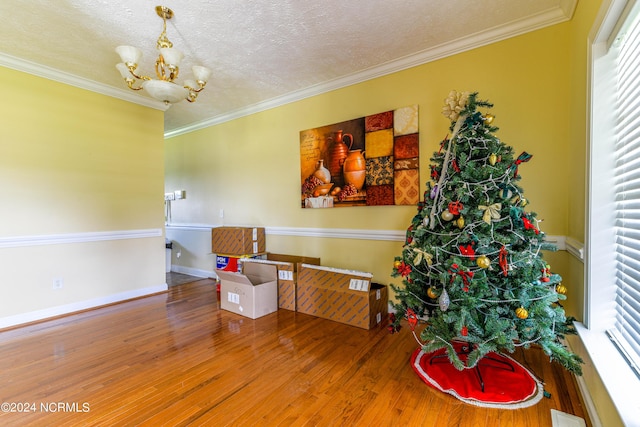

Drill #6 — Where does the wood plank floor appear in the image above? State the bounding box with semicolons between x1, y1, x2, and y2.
0;278;590;426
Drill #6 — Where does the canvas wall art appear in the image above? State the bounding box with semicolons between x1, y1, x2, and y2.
300;105;419;208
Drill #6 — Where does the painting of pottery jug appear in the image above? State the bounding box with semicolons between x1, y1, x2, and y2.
327;130;353;186
313;159;331;184
343;149;366;190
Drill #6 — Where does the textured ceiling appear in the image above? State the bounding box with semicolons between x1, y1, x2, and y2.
0;1;574;136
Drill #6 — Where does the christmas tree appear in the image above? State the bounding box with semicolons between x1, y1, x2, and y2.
391;91;583;375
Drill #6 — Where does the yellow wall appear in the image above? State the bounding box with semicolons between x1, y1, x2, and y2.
0;66;166;324
166;21;574;298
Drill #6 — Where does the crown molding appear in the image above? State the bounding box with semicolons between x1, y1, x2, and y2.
0;2;576;138
164;4;576;138
0;52;168;111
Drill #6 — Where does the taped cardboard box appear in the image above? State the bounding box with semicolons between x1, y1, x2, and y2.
243;253;320;311
297;264;388;329
216;262;278;319
212;226;266;255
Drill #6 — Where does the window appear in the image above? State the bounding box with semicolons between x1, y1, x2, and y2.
608;4;640;378
586;0;640;424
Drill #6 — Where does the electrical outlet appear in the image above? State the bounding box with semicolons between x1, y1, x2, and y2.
53;277;64;290
219;209;224;218
164;192;175;201
174;190;186;199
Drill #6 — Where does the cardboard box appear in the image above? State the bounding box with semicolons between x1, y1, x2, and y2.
216;253;267;272
296;264;388;329
212;226;266;255
243;253;321;311
216;262;278;319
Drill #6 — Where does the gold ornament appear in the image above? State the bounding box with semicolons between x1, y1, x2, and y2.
476;255;491;269
483;113;495;125
441;209;454;221
427;287;438;299
456;216;465;229
557;284;567;295
516;306;529;319
393;260;402;269
489;153;497;166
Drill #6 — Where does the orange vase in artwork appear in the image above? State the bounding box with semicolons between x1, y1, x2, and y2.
327;130;353;186
343;149;366;190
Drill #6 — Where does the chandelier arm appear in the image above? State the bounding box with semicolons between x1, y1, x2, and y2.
125;80;144;91
126;65;151;82
185;81;207;93
154;58;180;82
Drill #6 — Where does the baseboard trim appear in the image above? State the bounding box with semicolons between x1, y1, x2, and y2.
171;265;214;279
0;283;168;330
574;373;603;427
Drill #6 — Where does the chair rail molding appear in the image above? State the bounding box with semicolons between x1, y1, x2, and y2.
0;229;163;248
166;223;575;251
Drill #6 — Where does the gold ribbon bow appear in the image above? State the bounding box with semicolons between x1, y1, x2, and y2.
478;203;502;224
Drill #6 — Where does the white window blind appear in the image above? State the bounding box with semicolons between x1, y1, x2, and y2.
610;7;640;378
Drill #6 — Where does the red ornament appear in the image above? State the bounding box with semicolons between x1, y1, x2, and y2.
459;244;476;260
452;159;460;173
438;134;449;154
448;201;464;216
406;308;418;331
522;216;540;234
431;166;439;179
448;264;474;292
498;246;508;277
461;326;468;336
541;266;551;282
398;262;412;277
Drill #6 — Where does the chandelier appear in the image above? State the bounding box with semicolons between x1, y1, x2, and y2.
115;6;211;105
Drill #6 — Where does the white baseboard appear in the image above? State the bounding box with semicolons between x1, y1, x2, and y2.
170;265;215;279
574;374;603;427
0;284;168;330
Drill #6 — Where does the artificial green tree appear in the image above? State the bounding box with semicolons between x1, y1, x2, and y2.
391;91;583;375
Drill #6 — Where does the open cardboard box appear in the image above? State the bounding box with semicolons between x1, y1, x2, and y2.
297;263;388;329
242;253;321;311
216;262;278;319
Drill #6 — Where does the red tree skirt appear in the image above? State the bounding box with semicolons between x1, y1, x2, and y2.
411;342;543;409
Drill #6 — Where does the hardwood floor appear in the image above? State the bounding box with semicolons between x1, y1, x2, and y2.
0;278;590;426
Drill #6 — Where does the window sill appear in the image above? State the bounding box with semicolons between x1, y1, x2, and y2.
574;322;640;425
